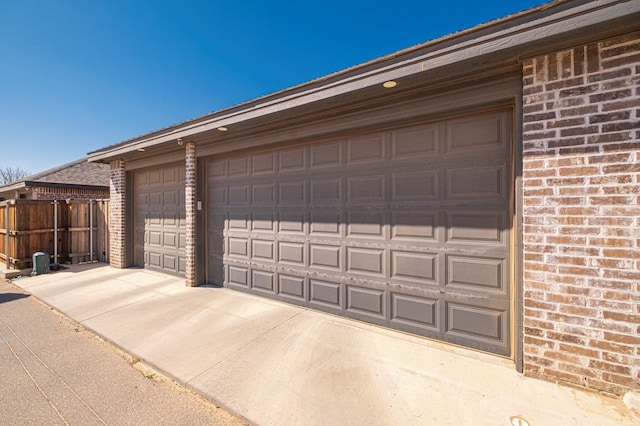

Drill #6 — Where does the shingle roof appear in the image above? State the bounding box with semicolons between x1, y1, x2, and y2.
0;158;109;192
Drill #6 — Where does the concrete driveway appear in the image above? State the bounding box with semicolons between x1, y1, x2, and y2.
10;263;637;425
0;280;240;425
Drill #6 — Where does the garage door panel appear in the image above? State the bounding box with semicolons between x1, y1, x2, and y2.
252;239;275;261
310;211;342;236
148;231;162;246
228;238;249;258
163;166;181;184
252;152;276;174
446;211;506;245
228;157;249;176
209;187;226;204
228;185;249;205
311;141;342;168
391;211;438;241
278;242;305;265
148;170;162;185
279;181;306;204
347;212;385;239
228;211;249;230
447;165;506;199
208;159;226;177
207;109;512;357
252;183;276;204
390;293;439;331
252;211;276;232
164;214;178;226
163;254;178;271
348;175;385;201
134;163;186;276
445;302;509;355
278;211;306;234
391;250;438;284
279;147;306;171
310;279;342;309
346;248;385;277
347;134;385;164
446;255;507;293
278;275;306;301
148;252;161;268
446;112;507;153
311;178;342;203
391;125;438;159
392;170;439;200
251;270;275;293
446;303;505;340
227;265;249;287
149;191;162;207
309;244;342;271
137;191;149;205
163;232;177;248
346;285;385;319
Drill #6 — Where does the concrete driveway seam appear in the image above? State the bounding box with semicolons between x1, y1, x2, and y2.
186;310;305;384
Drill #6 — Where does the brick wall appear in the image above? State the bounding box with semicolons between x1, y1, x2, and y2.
109;159;127;268
184;143;196;287
32;186;109;200
522;31;640;395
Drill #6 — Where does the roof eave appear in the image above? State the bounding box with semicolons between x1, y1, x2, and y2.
0;181;26;193
22;182;109;191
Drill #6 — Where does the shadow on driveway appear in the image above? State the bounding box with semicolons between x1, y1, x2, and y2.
0;293;30;304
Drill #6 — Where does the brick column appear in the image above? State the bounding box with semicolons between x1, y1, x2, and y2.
185;142;197;286
521;32;640;395
109;159;126;268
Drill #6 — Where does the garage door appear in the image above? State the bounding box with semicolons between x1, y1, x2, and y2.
134;163;186;275
207;109;512;356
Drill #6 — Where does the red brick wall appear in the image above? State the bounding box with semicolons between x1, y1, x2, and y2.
522;32;640;395
32;186;109;200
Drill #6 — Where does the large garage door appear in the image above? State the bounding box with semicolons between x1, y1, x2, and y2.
207;109;513;356
134;163;186;275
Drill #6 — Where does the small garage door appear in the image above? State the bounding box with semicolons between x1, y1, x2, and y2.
134;163;186;275
207;109;513;356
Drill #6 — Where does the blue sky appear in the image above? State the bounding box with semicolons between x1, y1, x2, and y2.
0;0;547;174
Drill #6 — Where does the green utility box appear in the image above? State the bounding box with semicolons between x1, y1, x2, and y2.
32;252;50;275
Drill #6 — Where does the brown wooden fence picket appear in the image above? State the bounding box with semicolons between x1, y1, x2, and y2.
0;199;110;269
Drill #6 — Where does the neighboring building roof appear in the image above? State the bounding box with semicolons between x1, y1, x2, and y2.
87;0;640;162
0;158;110;193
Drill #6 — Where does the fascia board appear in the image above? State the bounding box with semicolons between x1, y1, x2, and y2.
0;181;26;193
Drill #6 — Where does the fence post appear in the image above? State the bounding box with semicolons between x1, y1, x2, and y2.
5;200;9;268
89;199;94;262
53;200;58;265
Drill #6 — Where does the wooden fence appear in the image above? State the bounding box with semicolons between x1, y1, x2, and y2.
0;199;110;270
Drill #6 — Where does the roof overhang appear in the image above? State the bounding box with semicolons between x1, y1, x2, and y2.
22;181;109;191
0;180;109;194
87;0;640;163
0;180;26;193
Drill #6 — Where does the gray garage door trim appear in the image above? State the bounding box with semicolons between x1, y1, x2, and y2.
207;107;513;356
133;163;187;276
